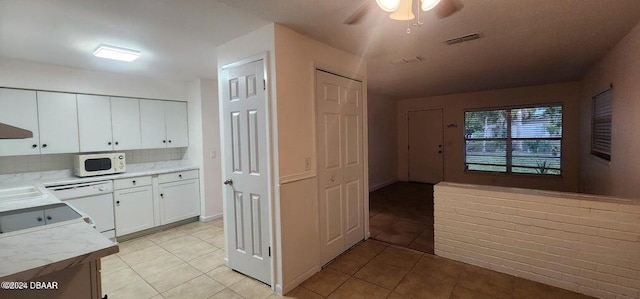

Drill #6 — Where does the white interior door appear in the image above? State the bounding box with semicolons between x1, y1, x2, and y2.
317;70;364;266
221;59;271;285
408;109;444;183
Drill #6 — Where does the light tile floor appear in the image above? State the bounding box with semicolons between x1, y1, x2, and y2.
103;220;595;299
101;219;275;299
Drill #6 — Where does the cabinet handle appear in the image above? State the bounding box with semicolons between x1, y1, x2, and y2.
37;217;43;222
163;140;166;143
32;144;37;148
168;140;172;143
132;180;136;185
115;141;119;145
108;141;112;145
116;201;120;205
178;174;182;178
160;193;164;197
42;144;48;148
47;216;52;220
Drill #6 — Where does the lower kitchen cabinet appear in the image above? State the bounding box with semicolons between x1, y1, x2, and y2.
159;179;200;225
114;185;154;236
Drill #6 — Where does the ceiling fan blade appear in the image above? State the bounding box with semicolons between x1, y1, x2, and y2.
343;2;371;25
435;0;463;19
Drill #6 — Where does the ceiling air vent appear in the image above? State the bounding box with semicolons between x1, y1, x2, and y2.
445;33;483;45
391;56;425;65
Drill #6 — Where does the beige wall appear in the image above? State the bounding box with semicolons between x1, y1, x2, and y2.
273;24;367;293
579;21;640;200
397;82;581;192
368;92;398;191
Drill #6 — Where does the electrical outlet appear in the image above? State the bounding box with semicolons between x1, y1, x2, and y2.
305;157;311;171
210;151;217;159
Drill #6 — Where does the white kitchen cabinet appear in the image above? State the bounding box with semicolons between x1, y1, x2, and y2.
140;99;189;149
114;185;154;236
159;175;200;225
0;88;40;156
77;94;114;152
165;101;189;147
0;210;45;233
37;91;80;154
111;97;142;150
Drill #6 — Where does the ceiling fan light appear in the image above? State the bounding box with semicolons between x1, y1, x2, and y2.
421;0;441;11
389;0;415;20
376;0;400;12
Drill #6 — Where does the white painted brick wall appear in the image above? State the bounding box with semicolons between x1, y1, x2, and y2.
434;182;640;299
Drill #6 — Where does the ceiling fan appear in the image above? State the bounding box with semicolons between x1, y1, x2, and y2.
344;0;463;26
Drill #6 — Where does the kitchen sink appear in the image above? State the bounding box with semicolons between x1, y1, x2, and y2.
0;186;43;202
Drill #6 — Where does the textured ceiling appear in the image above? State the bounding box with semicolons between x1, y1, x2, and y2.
1;0;639;99
218;0;640;98
0;0;269;81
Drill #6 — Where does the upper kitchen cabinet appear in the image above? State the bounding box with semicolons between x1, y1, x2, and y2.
37;91;79;154
111;97;142;150
0;89;40;156
140;100;188;149
77;95;113;152
78;95;143;152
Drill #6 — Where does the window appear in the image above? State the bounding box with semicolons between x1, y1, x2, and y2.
591;87;612;161
464;105;562;175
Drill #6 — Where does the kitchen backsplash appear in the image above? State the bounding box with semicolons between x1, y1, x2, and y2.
0;148;187;175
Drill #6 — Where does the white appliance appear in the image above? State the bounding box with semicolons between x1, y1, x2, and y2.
46;181;115;238
74;153;125;177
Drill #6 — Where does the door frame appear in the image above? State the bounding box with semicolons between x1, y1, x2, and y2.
313;66;369;266
406;108;445;182
219;52;277;289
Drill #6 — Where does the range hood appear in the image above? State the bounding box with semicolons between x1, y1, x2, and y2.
0;122;33;139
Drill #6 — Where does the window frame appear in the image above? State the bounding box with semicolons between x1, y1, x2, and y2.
463;103;564;176
591;86;612;162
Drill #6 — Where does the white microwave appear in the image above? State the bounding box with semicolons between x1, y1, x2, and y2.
74;153;126;177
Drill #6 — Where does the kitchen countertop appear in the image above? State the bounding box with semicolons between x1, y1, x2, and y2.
0;161;199;187
0;161;198;281
0;219;118;281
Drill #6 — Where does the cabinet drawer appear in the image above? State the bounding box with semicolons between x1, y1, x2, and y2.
158;170;198;184
114;176;152;190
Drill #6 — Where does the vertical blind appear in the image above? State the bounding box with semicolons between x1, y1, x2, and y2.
591;87;612;161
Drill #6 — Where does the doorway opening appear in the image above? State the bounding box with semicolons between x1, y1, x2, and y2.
369;182;434;254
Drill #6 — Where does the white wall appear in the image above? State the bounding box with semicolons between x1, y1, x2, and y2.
273;24;367;293
579;21;640;200
397;82;581;192
368;93;398;191
0;57;187;100
198;79;223;219
435;182;640;299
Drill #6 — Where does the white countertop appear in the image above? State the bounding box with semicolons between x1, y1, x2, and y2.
0;161;198;281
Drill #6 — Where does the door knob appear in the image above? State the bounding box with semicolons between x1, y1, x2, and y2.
223;179;233;185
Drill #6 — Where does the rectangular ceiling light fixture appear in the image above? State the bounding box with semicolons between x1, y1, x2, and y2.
93;44;141;62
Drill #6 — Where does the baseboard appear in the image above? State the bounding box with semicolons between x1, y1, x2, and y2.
369;178;398;192
281;265;320;295
275;284;283;295
199;213;223;222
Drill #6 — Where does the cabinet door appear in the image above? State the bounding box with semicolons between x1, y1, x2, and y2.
77;95;113;152
0;210;45;233
44;205;81;225
37;91;80;154
165;101;189;148
114;186;154;236
111;97;142;150
159;179;200;224
140;99;167;149
0;88;40;156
